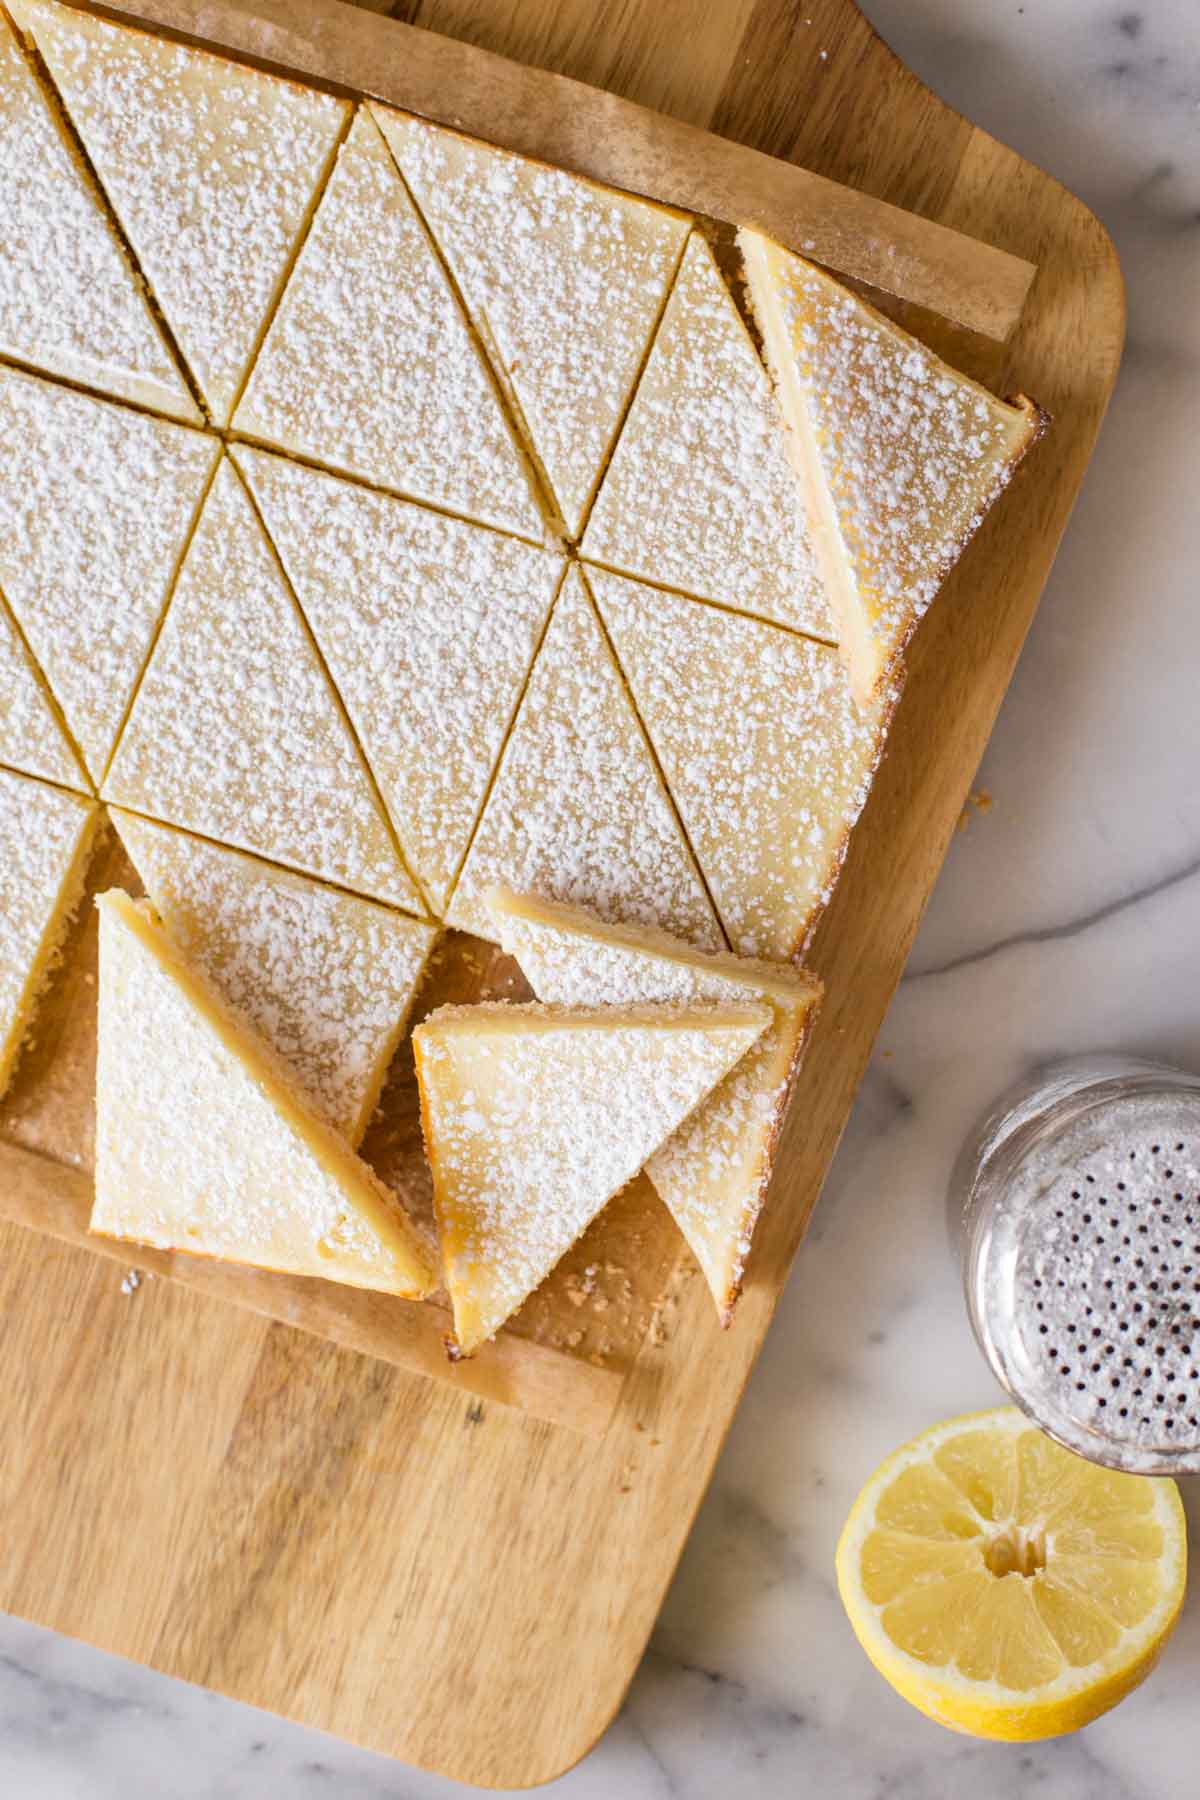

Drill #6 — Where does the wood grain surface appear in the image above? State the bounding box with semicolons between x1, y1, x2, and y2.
0;828;662;1434
0;0;1123;1784
92;0;1036;340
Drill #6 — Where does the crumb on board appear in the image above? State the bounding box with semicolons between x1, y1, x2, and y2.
564;1262;600;1308
119;1268;142;1295
649;1291;678;1348
648;1256;696;1348
956;787;994;832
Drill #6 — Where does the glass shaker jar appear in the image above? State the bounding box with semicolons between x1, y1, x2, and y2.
950;1054;1200;1475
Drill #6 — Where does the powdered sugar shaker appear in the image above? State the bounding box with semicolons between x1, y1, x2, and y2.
951;1055;1200;1474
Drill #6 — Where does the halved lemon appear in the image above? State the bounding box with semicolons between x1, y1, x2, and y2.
836;1406;1187;1740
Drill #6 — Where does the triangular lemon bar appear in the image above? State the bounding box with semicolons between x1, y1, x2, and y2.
0;768;101;1097
13;0;349;426
590;568;891;959
235;446;565;914
0;365;217;783
488;886;822;1322
372;106;690;540
234;108;544;541
0;8;195;420
414;999;770;1352
104;458;421;912
112;810;438;1146
581;234;831;639
93;889;435;1297
0;594;86;789
446;565;720;950
739;230;1047;704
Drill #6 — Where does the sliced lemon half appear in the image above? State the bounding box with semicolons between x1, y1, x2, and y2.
836;1405;1187;1740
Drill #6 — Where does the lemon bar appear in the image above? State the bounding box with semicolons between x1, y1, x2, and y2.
236;446;565;914
104;458;421;912
446;565;720;950
92;889;435;1297
234;108;544;540
0;768;100;1097
582;234;831;638
590;568;892;959
373;106;690;540
740;230;1047;704
414;999;770;1352
0;365;217;784
112;810;438;1146
0;7;194;419
488;885;822;1321
0;595;86;790
13;0;349;426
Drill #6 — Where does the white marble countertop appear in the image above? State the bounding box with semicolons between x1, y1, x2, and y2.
4;0;1199;1793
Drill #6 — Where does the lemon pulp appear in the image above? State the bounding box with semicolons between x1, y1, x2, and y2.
836;1405;1187;1740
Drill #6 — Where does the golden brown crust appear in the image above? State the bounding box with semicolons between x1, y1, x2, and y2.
787;662;905;962
717;981;824;1324
0;797;104;1100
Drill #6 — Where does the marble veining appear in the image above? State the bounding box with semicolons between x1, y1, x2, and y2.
3;0;1199;1793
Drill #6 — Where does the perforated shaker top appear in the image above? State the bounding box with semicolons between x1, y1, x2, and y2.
1009;1092;1200;1469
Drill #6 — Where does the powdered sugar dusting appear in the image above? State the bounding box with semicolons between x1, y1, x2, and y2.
236;447;564;915
0;366;217;782
582;235;831;638
0;768;96;1092
492;891;819;1313
373;106;690;539
415;999;768;1347
0;9;194;418
20;0;348;424
768;246;1041;668
113;810;437;1143
0;595;85;788
234;108;545;540
591;568;891;958
500;910;752;1009
93;892;430;1293
446;566;721;950
490;887;817;1009
103;459;420;910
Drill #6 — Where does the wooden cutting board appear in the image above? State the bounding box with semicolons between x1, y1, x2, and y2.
0;0;1122;1785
